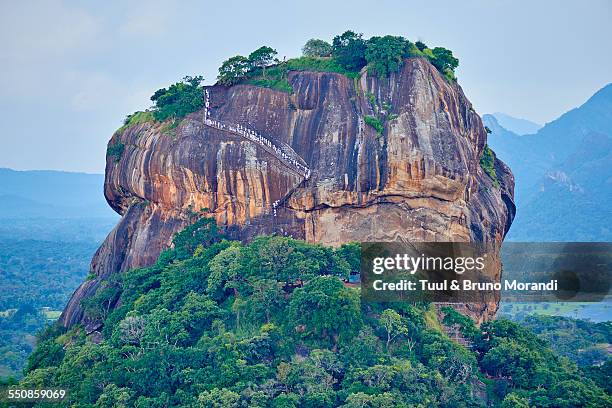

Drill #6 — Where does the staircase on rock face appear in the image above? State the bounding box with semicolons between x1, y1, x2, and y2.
436;303;475;349
203;89;311;216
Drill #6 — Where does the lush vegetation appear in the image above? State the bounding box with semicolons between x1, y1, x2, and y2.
441;307;610;407
0;239;102;378
119;111;154;132
302;39;332;58
364;116;384;135
0;240;98;311
480;144;500;187
364;35;410;77
116;76;205;133
286;57;358;78
330;32;459;80
0;306;51;379
331;31;367;72
13;220;611;407
216;31;460;93
507;314;610;367
217;46;279;86
583;361;612;395
0;171;117;380
244;66;293;94
150;76;205;122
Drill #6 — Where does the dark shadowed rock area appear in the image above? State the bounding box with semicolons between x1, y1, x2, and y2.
61;58;515;329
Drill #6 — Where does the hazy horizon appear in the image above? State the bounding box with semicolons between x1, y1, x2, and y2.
1;0;610;173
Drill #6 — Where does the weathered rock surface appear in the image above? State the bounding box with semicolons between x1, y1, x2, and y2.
60;58;515;328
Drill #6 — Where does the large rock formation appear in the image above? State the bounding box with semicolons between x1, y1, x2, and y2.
60;58;515;328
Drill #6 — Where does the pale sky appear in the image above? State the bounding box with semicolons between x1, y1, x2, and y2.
1;0;610;173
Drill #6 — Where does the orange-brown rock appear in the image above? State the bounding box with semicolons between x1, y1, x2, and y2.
60;58;515;328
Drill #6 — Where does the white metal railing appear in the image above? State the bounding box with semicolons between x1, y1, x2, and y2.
203;90;311;216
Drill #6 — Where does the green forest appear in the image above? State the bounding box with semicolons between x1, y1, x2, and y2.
217;31;459;90
7;218;610;407
0;306;50;379
511;315;610;368
0;240;98;311
0;239;100;379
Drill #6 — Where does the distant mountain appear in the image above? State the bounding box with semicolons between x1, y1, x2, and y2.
491;112;541;135
0;168;117;219
509;132;612;241
485;83;612;241
483;115;545;205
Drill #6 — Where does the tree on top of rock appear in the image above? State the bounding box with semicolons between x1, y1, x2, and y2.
415;40;428;51
248;46;278;78
217;55;251;86
365;35;409;77
150;75;204;121
431;47;459;79
302;38;333;57
332;30;367;72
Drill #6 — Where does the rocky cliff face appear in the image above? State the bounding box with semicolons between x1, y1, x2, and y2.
60;58;515;328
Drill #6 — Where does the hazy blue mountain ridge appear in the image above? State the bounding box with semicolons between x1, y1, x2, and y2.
485;83;612;241
492;112;541;135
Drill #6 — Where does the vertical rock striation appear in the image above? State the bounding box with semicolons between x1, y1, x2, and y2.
60;58;515;328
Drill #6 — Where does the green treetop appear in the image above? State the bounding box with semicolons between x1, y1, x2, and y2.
150;75;204;122
331;30;368;71
364;35;409;77
302;38;333;57
248;46;278;78
217;55;251;86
